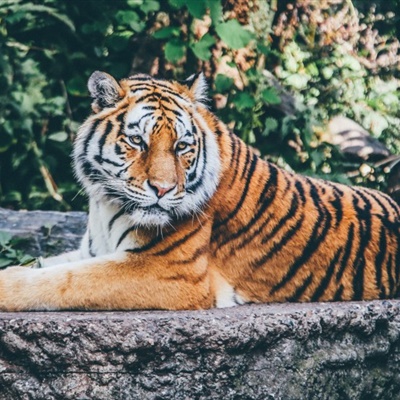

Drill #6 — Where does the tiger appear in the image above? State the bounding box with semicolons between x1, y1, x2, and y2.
0;71;399;311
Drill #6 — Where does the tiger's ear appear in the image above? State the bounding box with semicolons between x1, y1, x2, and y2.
182;72;208;104
88;71;125;113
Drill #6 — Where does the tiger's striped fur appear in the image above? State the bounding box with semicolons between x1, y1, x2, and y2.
0;71;399;311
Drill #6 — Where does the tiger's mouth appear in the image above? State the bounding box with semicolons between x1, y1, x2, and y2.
142;204;167;213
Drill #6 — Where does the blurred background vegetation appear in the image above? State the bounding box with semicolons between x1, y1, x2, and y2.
0;0;399;211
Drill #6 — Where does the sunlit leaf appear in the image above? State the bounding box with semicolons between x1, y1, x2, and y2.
190;34;216;61
215;20;254;49
261;88;281;105
187;0;207;18
214;74;234;92
164;39;186;62
153;26;180;39
233;92;255;111
48;132;68;142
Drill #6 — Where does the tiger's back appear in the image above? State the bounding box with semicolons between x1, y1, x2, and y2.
210;135;400;303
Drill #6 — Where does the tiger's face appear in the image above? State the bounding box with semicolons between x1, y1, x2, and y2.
74;71;221;227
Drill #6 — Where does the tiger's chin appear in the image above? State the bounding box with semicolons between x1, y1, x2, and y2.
128;206;173;228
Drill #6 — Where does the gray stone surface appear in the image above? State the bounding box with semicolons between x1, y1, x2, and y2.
1;302;400;399
1;209;400;399
0;208;86;256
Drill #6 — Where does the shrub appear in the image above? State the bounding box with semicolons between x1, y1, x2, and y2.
0;0;399;211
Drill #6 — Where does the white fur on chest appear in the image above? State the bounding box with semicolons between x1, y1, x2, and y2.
82;199;138;257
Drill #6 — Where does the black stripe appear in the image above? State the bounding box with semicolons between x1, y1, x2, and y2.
351;189;372;300
335;223;355;283
395;233;400;296
271;180;332;295
186;129;208;192
333;284;344;301
116;160;134;178
230;166;285;252
80;161;103;184
254;213;304;269
153;224;203;256
364;189;390;218
375;226;387;298
108;209;126;231
287;275;313;301
214;153;258;229
126;234;164;253
174;245;208;265
240;147;251;180
83;119;102;156
330;186;343;228
134;93;159;104
116;226;137;248
94;156;124;167
157;87;187;102
229;133;237;168
229;137;243;185
215;164;278;249
310;247;343;302
294;180;306;204
161;103;184;117
261;192;299;245
130;76;151;82
387;253;395;296
130;85;153;94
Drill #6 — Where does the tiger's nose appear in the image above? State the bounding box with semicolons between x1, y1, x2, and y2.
148;181;176;198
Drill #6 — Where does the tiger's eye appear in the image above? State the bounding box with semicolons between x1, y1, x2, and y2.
130;135;143;145
177;142;188;151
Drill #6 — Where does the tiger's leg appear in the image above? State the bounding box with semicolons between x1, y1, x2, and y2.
0;252;213;311
30;231;91;268
33;250;83;268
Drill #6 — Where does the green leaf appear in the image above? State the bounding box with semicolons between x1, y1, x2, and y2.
190;33;216;61
187;0;207;18
0;257;12;268
115;10;139;25
168;0;186;8
48;132;68;142
311;150;325;168
140;0;160;13
5;3;75;32
214;74;234;92
127;0;143;7
215;20;254;50
153;26;180;39
66;76;87;96
257;43;270;56
164;39;186;63
233;92;255;111
107;31;133;51
207;0;222;25
0;130;13;153
18;254;35;265
262;117;278;136
0;231;12;246
261;88;281;105
3;191;22;203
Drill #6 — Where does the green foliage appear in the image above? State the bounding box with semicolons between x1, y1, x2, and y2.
0;231;34;268
0;0;399;211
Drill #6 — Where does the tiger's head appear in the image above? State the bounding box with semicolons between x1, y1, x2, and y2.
73;71;221;227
